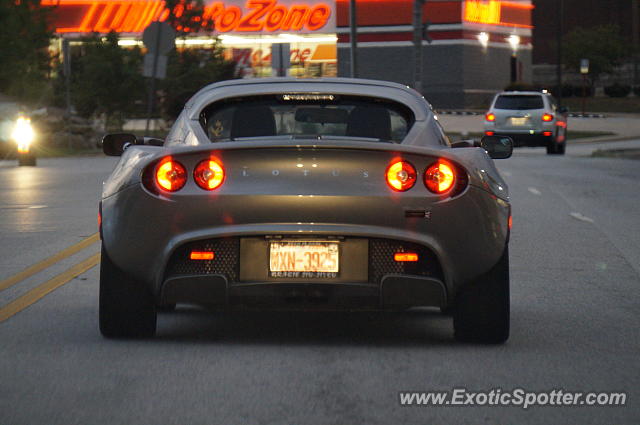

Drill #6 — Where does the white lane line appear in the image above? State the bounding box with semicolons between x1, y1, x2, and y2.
527;187;542;196
570;212;595;223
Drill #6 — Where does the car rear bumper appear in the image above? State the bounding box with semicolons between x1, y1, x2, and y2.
159;235;447;309
101;183;509;303
486;131;554;147
160;274;446;310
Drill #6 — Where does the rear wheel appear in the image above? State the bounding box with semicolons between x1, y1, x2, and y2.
547;132;566;155
99;245;156;338
454;247;510;344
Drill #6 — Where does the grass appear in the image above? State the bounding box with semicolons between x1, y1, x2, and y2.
448;130;615;141
561;97;640;114
1;144;101;160
592;148;640;160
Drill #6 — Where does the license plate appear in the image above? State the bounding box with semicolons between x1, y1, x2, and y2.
269;241;339;278
510;117;528;126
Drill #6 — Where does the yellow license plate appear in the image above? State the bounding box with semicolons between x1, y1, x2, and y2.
510;117;528;126
269;241;339;277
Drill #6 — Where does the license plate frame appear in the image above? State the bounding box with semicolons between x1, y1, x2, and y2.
269;240;339;278
510;117;528;126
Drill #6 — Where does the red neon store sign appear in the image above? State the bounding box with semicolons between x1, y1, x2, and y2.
205;1;332;32
42;0;333;34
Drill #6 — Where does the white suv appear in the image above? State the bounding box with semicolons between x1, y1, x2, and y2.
484;91;568;155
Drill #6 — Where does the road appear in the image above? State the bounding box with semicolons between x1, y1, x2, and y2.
1;142;639;424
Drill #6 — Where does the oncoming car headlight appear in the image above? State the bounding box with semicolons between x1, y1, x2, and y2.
12;116;35;153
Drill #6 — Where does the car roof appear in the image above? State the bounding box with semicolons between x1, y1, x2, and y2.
194;77;417;93
184;77;431;121
496;91;546;96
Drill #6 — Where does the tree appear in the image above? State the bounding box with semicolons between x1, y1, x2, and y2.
71;31;145;129
163;0;215;35
157;0;237;120
160;46;236;120
0;0;53;104
563;25;629;86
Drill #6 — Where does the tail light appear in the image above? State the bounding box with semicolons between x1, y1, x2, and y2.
190;251;215;260
543;131;553;136
98;202;102;240
386;160;417;192
394;252;419;262
424;160;456;194
194;158;225;190
485;131;495;136
155;157;187;192
485;113;496;122
542;113;554;122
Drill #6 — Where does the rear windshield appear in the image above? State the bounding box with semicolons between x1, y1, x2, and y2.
494;95;544;110
200;95;414;143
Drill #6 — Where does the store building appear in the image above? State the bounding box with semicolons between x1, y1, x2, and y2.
44;0;533;108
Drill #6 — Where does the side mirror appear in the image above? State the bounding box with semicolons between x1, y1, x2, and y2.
141;137;164;147
480;135;513;159
451;140;475;149
102;133;137;156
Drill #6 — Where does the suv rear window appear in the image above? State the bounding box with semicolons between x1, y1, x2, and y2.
494;95;544;110
200;95;414;143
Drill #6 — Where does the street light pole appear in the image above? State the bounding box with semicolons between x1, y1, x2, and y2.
632;0;639;89
556;0;564;107
413;0;425;93
349;0;358;78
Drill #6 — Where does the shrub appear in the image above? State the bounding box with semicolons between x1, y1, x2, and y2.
572;85;593;97
604;83;632;98
550;84;574;98
504;82;541;92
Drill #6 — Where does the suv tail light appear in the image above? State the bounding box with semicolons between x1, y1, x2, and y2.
542;113;554;122
194;158;225;190
155;157;187;192
424;160;456;194
485;113;496;122
386;160;417;192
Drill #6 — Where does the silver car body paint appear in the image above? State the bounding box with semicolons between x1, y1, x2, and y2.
101;78;510;307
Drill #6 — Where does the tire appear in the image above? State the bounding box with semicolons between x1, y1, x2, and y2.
547;142;555;155
453;247;510;344
157;303;177;312
99;245;157;338
556;141;566;155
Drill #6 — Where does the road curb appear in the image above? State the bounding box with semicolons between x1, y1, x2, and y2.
569;134;640;145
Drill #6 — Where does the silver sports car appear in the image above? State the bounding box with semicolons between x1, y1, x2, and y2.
99;78;513;343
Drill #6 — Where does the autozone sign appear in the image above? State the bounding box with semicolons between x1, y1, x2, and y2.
43;0;335;34
205;0;335;33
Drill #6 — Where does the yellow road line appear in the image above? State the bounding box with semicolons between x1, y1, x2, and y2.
0;253;101;323
0;233;99;293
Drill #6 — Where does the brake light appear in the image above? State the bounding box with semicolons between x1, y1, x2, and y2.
542;113;554;122
424;160;456;194
194;158;225;190
543;131;553;136
394;252;419;262
155;158;187;192
485;113;496;122
98;202;102;240
190;251;214;260
386;160;417;192
485;131;495;136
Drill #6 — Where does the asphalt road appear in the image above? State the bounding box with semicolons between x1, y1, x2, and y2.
1;142;639;424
